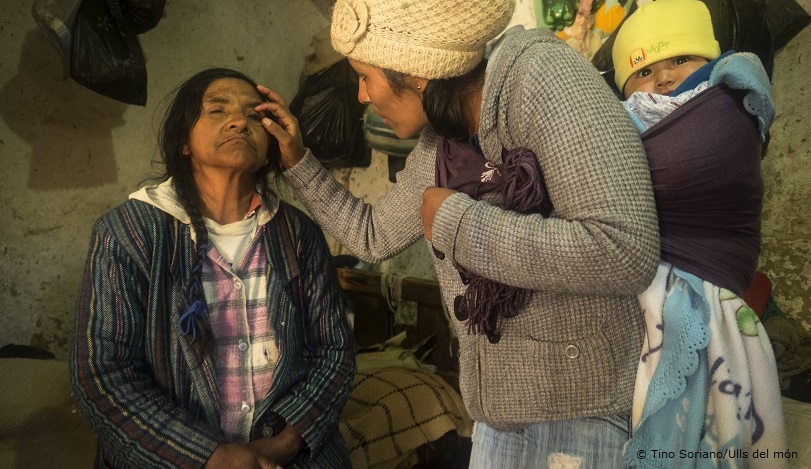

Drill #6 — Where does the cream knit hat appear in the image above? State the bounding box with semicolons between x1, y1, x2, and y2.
331;0;515;79
612;0;721;92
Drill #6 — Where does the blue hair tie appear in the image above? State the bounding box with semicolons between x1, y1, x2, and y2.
178;299;204;342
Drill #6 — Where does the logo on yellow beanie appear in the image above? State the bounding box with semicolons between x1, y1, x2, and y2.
629;48;647;70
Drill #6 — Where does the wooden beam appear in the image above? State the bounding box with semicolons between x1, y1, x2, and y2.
336;268;443;306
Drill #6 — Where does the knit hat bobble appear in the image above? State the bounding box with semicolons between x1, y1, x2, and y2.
331;0;515;79
612;0;721;92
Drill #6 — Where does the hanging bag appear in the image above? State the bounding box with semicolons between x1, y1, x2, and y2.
69;0;150;104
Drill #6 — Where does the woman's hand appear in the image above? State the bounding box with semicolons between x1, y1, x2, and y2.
420;187;457;241
255;84;306;169
204;442;282;469
248;423;306;466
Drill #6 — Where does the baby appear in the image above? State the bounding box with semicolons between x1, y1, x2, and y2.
613;0;771;136
611;1;786;468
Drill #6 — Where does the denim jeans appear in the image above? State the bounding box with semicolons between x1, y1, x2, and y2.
468;414;631;469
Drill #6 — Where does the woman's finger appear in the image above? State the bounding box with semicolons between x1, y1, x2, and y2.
260;103;300;139
261;115;305;168
256;102;294;125
256;84;288;107
255;84;306;168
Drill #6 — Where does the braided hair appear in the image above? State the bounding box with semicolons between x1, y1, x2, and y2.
157;68;281;359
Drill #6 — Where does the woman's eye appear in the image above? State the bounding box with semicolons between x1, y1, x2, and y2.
248;113;262;121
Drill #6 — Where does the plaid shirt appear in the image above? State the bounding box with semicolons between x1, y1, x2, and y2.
203;223;277;442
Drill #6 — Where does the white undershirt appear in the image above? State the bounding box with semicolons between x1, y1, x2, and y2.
203;215;258;268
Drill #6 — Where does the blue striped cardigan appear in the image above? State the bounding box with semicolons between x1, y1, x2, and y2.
69;197;356;468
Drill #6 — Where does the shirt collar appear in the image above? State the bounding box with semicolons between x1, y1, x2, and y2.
243;193;263;220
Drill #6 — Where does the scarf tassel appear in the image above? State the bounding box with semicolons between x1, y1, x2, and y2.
463;273;529;339
461;147;550;340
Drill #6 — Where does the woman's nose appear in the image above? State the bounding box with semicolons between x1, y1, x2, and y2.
357;83;371;105
228;112;250;131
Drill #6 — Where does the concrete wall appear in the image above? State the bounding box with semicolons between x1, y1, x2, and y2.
0;0;329;356
759;8;811;324
1;0;809;358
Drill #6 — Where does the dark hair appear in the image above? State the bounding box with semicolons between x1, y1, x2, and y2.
382;60;487;141
157;68;281;358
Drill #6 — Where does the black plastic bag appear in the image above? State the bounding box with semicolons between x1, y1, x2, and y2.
592;0;809;89
70;0;147;105
717;0;774;77
765;0;811;50
289;58;371;168
122;0;165;34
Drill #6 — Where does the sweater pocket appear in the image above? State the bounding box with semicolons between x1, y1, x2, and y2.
477;332;620;426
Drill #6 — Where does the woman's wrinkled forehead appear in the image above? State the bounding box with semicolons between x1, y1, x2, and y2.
202;78;263;107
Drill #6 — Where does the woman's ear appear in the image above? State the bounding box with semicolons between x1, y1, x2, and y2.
408;76;429;94
182;143;191;156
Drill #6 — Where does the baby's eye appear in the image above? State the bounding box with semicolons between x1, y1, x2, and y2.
674;56;690;65
635;68;651;78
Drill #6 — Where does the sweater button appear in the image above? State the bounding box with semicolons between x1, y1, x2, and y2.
564;344;580;359
431;245;445;260
459;272;471;285
486;332;501;344
453;295;468;321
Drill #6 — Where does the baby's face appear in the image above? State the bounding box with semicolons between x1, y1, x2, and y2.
623;55;709;98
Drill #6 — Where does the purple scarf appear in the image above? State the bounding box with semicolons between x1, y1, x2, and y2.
435;137;552;342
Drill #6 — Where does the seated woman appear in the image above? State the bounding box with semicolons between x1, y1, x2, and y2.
69;68;356;469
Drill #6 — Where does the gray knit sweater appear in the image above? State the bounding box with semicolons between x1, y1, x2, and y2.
284;27;659;428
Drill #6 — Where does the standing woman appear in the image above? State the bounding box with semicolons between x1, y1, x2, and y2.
261;0;659;466
70;68;356;469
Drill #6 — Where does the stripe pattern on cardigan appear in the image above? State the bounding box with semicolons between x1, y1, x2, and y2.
69;198;356;468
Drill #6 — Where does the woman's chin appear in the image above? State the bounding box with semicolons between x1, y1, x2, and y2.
393;125;423;140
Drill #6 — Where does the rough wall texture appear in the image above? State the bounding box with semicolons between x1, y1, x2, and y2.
760;0;811;332
0;0;328;357
0;0;808;358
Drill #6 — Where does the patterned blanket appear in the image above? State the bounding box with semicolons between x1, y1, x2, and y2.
339;366;472;469
627;264;787;468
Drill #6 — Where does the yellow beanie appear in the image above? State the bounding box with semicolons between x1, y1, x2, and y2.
331;0;515;79
612;0;721;92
